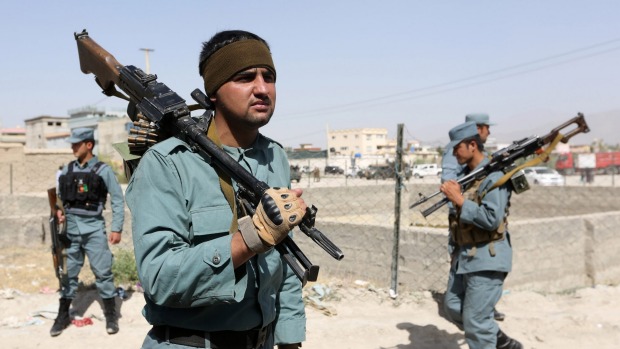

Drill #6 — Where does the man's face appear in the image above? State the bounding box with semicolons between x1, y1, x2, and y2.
452;141;474;165
477;124;490;143
71;141;92;160
213;67;276;130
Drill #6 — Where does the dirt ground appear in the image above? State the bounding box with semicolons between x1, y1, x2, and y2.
1;246;619;349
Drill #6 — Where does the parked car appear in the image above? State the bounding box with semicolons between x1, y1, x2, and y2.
324;165;344;175
290;166;302;183
345;166;362;178
412;163;442;178
523;166;565;186
361;164;411;180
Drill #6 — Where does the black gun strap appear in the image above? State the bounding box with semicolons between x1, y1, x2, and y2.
206;119;239;235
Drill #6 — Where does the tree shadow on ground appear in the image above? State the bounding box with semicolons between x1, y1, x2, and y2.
379;322;464;349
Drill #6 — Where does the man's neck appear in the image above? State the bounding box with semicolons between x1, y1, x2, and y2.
78;153;94;167
467;152;484;171
214;115;258;148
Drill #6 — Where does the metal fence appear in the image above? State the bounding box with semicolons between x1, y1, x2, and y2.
1;143;619;295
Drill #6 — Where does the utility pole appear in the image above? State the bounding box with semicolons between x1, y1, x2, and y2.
139;48;155;74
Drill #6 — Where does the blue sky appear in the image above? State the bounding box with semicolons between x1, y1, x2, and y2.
1;1;618;148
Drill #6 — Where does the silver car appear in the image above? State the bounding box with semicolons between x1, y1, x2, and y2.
523;167;565;186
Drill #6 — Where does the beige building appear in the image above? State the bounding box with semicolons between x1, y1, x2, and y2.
24;116;70;149
0;127;26;145
327;128;388;156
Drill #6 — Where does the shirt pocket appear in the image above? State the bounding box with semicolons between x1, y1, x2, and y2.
190;205;234;269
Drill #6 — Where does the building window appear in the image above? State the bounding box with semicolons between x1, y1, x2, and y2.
340;146;348;151
56;122;62;126
48;122;53;126
366;135;371;141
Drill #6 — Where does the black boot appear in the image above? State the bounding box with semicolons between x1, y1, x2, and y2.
50;298;72;337
494;307;506;321
497;329;523;349
102;297;119;334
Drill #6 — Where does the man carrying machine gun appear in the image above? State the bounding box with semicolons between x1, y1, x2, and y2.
439;121;523;349
125;30;308;349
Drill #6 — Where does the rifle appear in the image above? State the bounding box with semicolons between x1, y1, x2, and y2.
74;29;344;286
410;114;590;217
47;188;69;289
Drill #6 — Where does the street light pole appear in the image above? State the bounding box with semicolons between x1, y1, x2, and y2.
139;48;154;74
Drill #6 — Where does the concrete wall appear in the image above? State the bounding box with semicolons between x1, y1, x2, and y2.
294;211;620;293
1;184;619;294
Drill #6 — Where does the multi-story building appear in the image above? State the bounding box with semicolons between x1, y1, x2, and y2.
327;128;388;157
24;116;70;149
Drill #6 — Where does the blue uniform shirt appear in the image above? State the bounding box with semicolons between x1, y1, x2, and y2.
126;134;306;344
453;158;513;275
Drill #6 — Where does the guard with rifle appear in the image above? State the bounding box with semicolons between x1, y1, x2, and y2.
108;30;309;349
439;121;523;349
50;127;125;337
440;113;506;322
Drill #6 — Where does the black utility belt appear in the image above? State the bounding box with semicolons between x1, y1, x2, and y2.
65;201;100;211
151;323;272;349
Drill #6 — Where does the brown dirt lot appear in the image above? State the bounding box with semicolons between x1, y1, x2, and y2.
1;245;620;349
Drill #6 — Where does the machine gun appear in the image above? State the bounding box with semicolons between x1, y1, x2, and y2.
74;29;343;286
410;114;590;217
47;188;69;289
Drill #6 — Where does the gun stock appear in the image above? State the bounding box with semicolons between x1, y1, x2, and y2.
75;29;122;94
47;188;67;287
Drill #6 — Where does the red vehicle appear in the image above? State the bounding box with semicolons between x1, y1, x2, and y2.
555;152;620;175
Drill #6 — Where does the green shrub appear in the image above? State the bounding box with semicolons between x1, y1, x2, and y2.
112;248;139;286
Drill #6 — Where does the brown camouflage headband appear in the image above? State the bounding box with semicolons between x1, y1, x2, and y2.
202;39;276;96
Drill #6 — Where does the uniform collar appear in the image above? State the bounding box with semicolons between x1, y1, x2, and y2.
75;155;99;169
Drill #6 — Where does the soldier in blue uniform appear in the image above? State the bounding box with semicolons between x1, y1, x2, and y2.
51;127;125;336
440;122;522;349
126;30;307;349
441;113;506;322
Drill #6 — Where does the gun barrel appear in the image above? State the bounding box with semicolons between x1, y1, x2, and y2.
421;197;449;217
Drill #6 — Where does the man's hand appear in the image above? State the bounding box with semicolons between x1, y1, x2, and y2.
109;232;122;245
56;210;65;224
440;180;465;207
252;188;306;248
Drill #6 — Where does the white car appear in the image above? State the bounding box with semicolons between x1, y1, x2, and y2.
412;164;441;178
523;167;565;186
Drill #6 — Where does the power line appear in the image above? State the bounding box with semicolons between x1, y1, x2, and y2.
283;37;620;119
